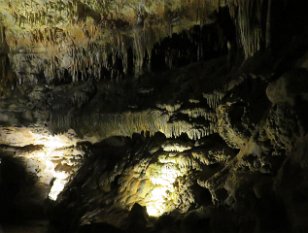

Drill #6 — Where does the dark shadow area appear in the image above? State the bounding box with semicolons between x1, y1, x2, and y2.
0;154;45;225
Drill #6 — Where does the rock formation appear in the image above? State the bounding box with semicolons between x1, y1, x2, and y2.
0;0;308;232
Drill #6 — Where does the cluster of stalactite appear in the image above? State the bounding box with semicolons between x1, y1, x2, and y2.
1;0;279;88
0;0;276;86
204;0;272;58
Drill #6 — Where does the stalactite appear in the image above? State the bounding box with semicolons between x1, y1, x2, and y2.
265;0;272;48
0;25;4;47
203;91;225;109
1;0;269;83
86;108;218;142
234;0;266;57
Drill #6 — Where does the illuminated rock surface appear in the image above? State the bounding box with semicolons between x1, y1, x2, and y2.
1;0;308;233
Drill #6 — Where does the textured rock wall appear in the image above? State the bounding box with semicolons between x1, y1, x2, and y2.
48;61;308;233
0;0;208;84
0;0;276;86
0;0;308;232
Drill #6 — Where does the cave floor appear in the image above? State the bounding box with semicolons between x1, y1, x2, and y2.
1;221;49;233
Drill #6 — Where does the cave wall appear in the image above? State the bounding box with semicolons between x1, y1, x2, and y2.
0;0;308;233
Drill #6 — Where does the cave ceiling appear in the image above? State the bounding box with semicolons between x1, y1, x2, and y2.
0;0;208;83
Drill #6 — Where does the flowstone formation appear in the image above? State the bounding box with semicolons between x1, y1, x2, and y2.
1;0;308;233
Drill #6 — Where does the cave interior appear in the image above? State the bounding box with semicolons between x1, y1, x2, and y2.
1;0;308;233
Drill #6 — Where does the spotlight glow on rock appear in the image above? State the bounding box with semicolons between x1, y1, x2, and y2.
48;171;69;201
0;127;83;201
32;133;80;200
145;164;182;217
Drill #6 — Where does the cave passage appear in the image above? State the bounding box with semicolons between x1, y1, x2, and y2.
1;0;308;233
